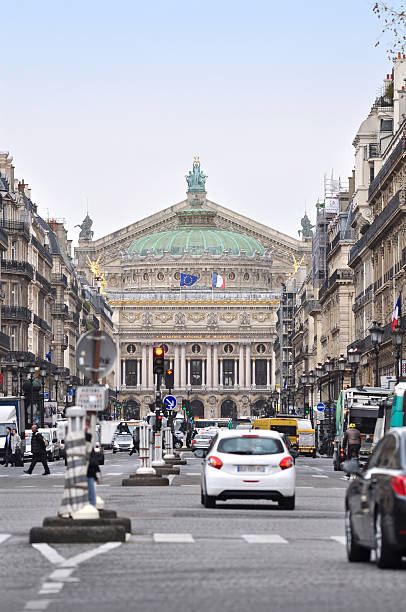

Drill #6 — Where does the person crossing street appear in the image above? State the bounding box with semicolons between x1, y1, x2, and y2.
24;425;50;475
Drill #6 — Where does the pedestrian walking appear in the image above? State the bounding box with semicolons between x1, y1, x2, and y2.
129;426;139;456
11;428;22;467
24;425;50;475
3;427;12;466
85;426;100;507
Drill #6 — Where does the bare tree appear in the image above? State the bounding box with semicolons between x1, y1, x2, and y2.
373;2;406;59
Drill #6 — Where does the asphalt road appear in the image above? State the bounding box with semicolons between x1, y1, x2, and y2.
0;450;405;612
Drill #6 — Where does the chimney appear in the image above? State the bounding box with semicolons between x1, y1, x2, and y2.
18;180;26;192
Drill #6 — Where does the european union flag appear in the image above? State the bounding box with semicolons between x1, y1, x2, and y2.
180;273;198;287
45;346;52;362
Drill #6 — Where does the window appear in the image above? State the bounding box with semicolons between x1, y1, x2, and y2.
11;284;19;306
10;241;17;261
217;436;283;455
255;359;267;385
191;359;202;386
377;435;399;469
191;344;201;354
223;359;234;386
10;326;17;351
125;360;137;386
224;343;233;354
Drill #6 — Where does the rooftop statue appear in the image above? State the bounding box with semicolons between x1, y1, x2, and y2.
298;213;314;239
186;156;208;192
75;213;94;241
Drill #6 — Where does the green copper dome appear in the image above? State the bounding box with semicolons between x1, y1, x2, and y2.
128;228;264;257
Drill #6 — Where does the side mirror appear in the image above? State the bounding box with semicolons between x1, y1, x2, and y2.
194;449;207;458
342;459;361;476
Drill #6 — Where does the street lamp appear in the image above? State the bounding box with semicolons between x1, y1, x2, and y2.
54;371;60;407
28;364;36;427
307;370;316;426
323;357;334;456
300;371;308;417
315;363;324;403
39;367;47;427
391;324;404;383
347;346;361;387
337;354;347;393
370;321;384;387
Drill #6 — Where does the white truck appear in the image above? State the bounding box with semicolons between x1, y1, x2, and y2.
0;398;26;460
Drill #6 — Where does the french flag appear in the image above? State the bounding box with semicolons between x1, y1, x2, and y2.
212;273;225;289
392;294;402;330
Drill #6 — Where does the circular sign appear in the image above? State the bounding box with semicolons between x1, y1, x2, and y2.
76;330;117;378
316;402;325;411
163;395;177;410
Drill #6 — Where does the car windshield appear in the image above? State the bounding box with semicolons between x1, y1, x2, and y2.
0;424;15;437
270;425;297;436
217;436;284;455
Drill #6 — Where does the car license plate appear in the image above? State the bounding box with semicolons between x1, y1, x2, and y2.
237;465;266;473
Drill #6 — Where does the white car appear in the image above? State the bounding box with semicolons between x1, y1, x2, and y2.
197;430;297;509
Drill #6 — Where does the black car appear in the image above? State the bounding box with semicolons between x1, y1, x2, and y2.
345;427;406;568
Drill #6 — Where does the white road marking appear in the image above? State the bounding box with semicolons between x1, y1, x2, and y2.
0;534;11;545
296;486;315;489
61;541;122;567
312;475;328;479
97;484;110;487
185;472;201;475
105;472;123;476
242;534;288;544
167;475;176;485
24;601;52;610
18;485;37;488
48;568;78;582
331;536;346;545
153;533;195;543
39;582;63;594
52;485;64;488
32;543;66;565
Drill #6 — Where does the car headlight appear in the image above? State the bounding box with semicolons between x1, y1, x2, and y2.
113;441;119;448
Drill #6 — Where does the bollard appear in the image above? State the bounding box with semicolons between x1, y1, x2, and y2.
163;426;176;461
136;421;156;475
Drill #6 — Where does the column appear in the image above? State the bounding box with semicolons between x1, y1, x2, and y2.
147;344;153;389
219;359;223;388
181;344;186;387
137;359;141;387
234;358;238;388
187;358;191;387
141;345;147;390
239;344;245;388
213;343;218;388
174;345;180;389
266;358;270;389
206;344;212;389
252;359;256;389
202;359;206;387
271;348;276;388
122;360;126;387
245;344;251;387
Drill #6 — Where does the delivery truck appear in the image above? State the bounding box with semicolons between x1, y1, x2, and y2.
0;397;26;459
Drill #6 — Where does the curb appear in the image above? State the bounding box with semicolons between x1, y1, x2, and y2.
122;476;169;486
29;525;126;543
42;517;131;533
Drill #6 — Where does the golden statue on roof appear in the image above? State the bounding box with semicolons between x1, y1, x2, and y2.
288;253;304;278
87;255;106;294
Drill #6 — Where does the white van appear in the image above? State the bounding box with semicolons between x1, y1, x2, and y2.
24;428;61;462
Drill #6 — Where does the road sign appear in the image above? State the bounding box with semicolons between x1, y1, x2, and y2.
76;385;109;412
316;402;325;411
76;329;117;379
163;395;177;410
44;392;49;400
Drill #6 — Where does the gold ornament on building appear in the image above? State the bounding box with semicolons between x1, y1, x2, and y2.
288;254;304;278
87;255;107;294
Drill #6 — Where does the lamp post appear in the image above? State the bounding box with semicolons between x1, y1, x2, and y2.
18;359;26;396
337;354;347;393
391;324;404;383
370;321;385;387
39;367;47;427
347;346;361;387
315;363;324;403
300;371;308;417
28;364;36;427
307;370;316;426
324;357;334;456
54;371;60;410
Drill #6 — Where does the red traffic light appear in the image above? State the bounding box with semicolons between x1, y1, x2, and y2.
154;347;164;357
166;369;173;375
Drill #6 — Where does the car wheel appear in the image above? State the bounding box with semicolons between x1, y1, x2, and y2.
345;510;370;562
174;442;182;449
279;495;295;510
375;510;401;569
204;495;216;508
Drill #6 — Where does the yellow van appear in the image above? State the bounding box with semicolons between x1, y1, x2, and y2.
252;418;298;446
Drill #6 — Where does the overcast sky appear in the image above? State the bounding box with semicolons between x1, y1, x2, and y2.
0;0;389;243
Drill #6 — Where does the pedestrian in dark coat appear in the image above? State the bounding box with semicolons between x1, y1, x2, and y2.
24;425;50;475
3;427;12;466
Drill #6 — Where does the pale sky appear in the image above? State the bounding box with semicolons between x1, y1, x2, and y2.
0;0;389;243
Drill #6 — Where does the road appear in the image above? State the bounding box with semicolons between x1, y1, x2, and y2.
0;450;405;612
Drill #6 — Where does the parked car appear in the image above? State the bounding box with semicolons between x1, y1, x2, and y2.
112;433;134;453
344;427;406;568
197;430;297;509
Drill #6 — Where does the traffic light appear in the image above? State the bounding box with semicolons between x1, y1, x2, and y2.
154;410;163;432
304;404;310;416
153;346;165;374
165;368;174;389
182;398;191;416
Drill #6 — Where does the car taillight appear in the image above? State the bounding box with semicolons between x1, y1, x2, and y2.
242;435;258;438
391;475;406;496
279;456;293;470
207;456;223;469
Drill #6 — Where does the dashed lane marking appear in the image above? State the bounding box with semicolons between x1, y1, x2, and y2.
331;536;346;545
242;534;288;544
105;472;123;476
48;568;78;583
0;534;11;545
312;475;328;479
38;582;63;595
153;533;195;543
24;600;53;610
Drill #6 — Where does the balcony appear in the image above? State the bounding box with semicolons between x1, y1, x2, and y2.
308;300;321;314
327;228;355;257
33;313;52;332
51;273;68;286
31;235;53;265
0;219;30;239
67;311;80;325
1;305;32;321
1;259;34;279
35;271;52;294
368;138;405;199
319;269;353;301
51;303;68;316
